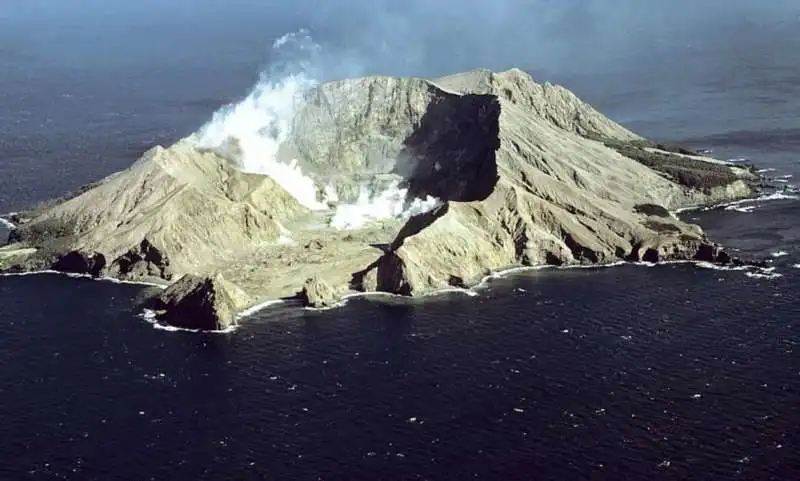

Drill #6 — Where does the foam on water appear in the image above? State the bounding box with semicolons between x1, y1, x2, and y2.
745;271;783;280
140;309;239;334
771;251;789;258
692;261;750;271
473;259;774;289
0;270;166;288
125;257;782;334
330;181;442;230
236;299;286;319
0;217;15;230
725;205;757;213
675;190;799;214
707;191;798;212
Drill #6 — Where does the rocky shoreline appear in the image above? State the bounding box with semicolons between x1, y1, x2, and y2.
0;68;771;330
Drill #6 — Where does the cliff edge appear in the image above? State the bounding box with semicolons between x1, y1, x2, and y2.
0;68;758;329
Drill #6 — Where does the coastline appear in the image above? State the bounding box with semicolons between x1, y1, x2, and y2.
2;249;781;335
228;254;781;327
674;190;798;214
0;269;168;289
0;68;783;332
2;167;780;333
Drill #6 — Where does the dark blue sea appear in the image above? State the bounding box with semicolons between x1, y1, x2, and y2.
1;2;799;479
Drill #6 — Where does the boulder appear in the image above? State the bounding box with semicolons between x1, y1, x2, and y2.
151;274;251;330
299;277;338;308
52;250;106;277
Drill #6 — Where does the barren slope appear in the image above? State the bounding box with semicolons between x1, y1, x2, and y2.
1;68;758;326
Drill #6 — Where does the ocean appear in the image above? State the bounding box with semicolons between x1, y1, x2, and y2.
1;2;798;480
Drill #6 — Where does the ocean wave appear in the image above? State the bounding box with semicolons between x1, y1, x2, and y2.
745;271;783;280
0;217;16;230
691;261;751;271
724;204;757;213
703;191;798;212
676;190;799;214
140;309;238;334
0;269;166;288
11;260;776;333
236;299;286;318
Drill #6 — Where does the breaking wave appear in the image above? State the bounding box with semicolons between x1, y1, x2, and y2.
677;191;799;214
140;309;238;334
0;269;166;288
0;217;16;231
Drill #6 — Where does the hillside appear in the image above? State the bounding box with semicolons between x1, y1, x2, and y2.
0;68;758;329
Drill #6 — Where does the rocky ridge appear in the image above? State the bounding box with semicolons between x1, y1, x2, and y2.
0;68;761;329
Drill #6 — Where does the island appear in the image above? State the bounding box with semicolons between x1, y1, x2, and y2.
0;68;761;330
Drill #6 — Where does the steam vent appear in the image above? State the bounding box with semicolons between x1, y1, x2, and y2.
0;68;758;329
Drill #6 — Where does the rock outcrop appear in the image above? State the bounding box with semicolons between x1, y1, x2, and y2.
298;276;339;308
0;68;761;327
52;251;106;277
150;274;251;330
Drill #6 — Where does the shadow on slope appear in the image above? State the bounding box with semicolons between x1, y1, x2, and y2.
389;90;501;250
351;91;502;294
394;92;501;202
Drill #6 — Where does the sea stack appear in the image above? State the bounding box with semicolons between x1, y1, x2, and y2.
0;68;759;328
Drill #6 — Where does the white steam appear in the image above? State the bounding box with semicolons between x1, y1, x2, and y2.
196;31;326;210
195;30;444;229
330;181;442;230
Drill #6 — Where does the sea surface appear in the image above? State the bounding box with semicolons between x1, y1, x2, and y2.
1;2;799;480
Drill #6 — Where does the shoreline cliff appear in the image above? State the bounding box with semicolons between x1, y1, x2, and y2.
0;68;765;330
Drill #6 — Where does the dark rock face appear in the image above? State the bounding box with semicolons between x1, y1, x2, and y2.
563;233;600;263
390;203;449;251
692;242;768;267
642;248;660;263
52;251;106;277
351;251;414;296
151;274;239;331
374;252;414;296
634;203;671;218
395;92;501;202
716;250;732;264
108;238;172;280
693;243;727;263
298;277;338;308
